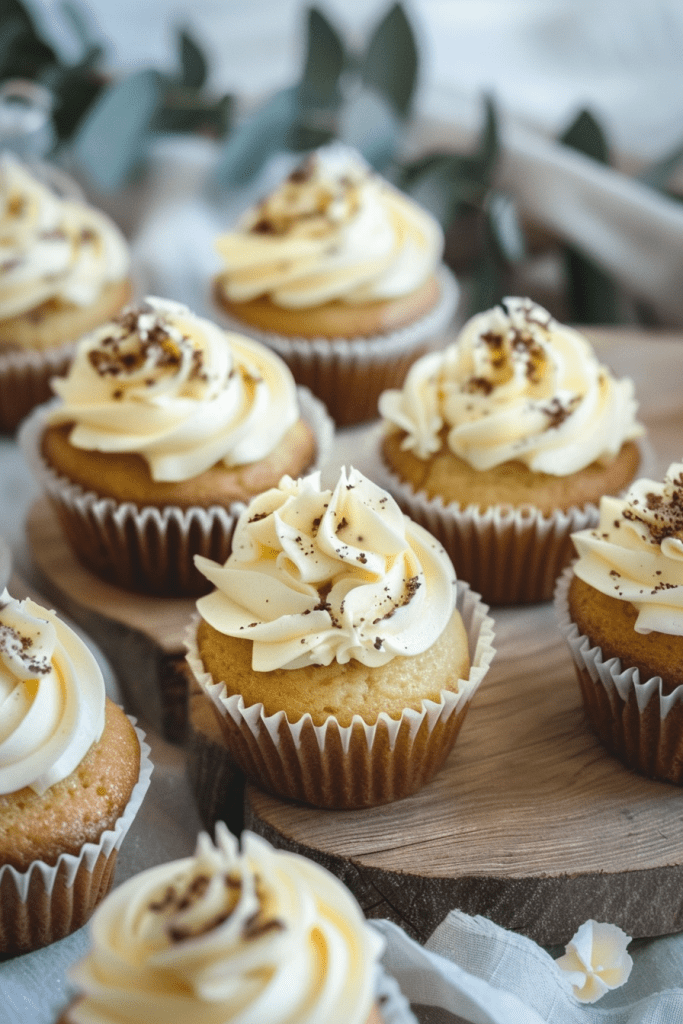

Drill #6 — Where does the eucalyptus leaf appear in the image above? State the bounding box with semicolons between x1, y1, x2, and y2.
560;107;619;323
179;28;207;90
299;6;345;108
0;20;56;79
470;94;498;184
638;138;683;192
487;191;525;263
361;2;417;118
60;0;98;57
41;62;105;141
153;88;232;137
70;68;163;191
560;108;609;163
469;236;506;316
339;85;399;170
214;86;299;187
564;246;619;324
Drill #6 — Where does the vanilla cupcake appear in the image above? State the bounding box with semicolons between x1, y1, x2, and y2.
378;297;644;604
556;461;683;784
186;466;494;810
20;296;332;595
213;144;459;426
0;589;151;957
57;825;411;1024
0;154;131;432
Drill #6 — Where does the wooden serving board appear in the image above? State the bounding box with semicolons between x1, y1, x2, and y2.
26;497;196;741
245;599;683;947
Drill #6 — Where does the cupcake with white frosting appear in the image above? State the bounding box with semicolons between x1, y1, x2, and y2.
186;466;494;810
0;155;130;431
213;144;459;426
20;296;332;596
0;589;151;957
556;461;683;783
378;297;645;604
58;825;413;1024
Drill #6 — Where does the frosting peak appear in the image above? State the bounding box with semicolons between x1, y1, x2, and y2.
48;297;301;482
195;467;457;670
0;589;105;795
0;154;129;319
572;462;683;635
68;824;384;1024
216;143;443;308
379;296;643;473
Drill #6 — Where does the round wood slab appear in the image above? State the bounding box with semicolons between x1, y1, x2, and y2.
26;497;196;741
246;599;683;946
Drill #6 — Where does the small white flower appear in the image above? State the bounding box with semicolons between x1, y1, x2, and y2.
556;920;633;1003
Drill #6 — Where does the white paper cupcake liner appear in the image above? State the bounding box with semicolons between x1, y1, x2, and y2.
0;342;74;433
215;264;459;426
19;387;334;596
374;435;655;606
555;566;683;783
0;719;152;956
186;580;495;809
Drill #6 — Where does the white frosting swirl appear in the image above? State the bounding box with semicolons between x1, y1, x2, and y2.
48;296;301;482
216;143;443;307
0;154;129;319
69;824;383;1024
195;466;457;670
379;296;643;473
0;589;105;795
572;462;683;635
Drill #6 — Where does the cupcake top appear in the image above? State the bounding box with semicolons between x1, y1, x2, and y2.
0;588;104;795
47;296;301;482
195;466;458;670
0;154;129;321
379;296;643;474
215;143;443;308
67;823;384;1024
571;461;683;635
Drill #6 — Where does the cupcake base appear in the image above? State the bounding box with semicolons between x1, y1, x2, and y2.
186;581;495;810
19;387;333;597
556;567;683;785
0;717;152;958
214;265;459;427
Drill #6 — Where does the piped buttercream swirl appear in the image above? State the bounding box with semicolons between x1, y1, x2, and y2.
215;143;443;308
572;461;683;635
0;589;105;795
47;296;301;482
379;296;643;473
68;824;384;1024
195;466;457;670
0;154;129;320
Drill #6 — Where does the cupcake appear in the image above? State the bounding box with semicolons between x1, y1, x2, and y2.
556;461;683;784
186;466;495;810
0;588;151;957
57;824;407;1024
378;296;644;605
20;295;332;596
212;143;459;426
0;154;131;432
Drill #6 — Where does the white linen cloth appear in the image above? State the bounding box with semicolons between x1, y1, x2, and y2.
374;913;683;1023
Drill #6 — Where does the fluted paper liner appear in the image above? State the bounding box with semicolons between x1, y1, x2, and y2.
186;580;495;809
0;720;152;957
19;387;334;596
374;435;654;606
0;342;74;433
555;566;683;784
215;265;459;426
